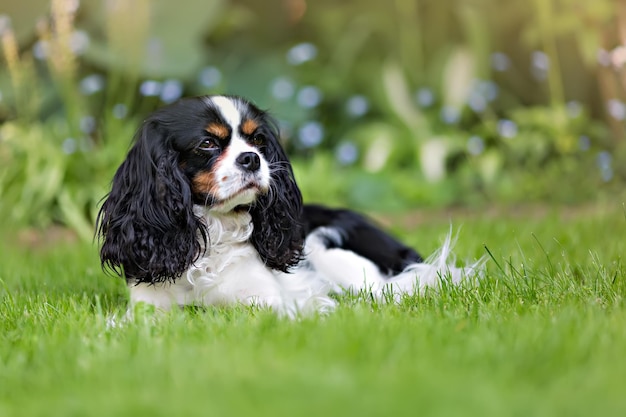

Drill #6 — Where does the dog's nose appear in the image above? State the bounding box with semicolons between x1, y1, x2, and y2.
236;152;261;172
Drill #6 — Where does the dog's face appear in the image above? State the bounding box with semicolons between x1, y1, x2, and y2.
167;96;273;213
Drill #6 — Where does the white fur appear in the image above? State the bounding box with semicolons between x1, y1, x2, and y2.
207;96;242;128
129;207;482;317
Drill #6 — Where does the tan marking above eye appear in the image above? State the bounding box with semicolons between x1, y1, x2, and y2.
205;123;229;139
241;119;259;136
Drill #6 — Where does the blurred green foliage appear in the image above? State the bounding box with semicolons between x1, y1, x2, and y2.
0;0;624;236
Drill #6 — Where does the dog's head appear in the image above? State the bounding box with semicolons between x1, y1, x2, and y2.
97;95;304;283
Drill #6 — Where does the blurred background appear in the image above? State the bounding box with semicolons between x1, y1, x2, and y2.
0;0;624;240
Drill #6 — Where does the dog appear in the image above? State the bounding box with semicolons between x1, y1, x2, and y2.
97;95;480;316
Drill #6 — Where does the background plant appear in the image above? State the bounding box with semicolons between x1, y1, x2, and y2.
0;0;624;236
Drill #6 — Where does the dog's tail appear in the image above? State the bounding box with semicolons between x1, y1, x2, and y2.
305;227;485;298
379;230;486;296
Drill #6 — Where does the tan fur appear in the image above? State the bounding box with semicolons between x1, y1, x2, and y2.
241;119;259;136
205;123;229;139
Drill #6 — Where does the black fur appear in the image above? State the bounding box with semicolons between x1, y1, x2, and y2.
302;204;423;275
97;109;208;284
248;116;304;272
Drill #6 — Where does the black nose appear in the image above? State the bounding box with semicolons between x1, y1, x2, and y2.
236;152;261;172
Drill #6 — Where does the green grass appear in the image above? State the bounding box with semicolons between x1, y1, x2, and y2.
1;204;626;417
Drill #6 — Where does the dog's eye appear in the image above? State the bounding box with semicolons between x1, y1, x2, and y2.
198;139;219;152
252;134;266;146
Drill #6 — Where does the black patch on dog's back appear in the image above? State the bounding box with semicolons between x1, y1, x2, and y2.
302;204;423;276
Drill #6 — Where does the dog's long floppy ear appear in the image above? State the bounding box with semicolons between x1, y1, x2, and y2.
96;118;206;283
249;124;304;272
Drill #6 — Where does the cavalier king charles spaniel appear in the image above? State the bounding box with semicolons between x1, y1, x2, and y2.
97;95;480;316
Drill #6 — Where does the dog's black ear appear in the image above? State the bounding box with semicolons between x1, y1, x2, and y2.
96;118;206;283
249;126;304;272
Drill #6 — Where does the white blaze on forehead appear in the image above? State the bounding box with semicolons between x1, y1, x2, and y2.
209;96;242;132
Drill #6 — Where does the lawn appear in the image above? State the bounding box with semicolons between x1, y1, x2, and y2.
1;203;625;417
